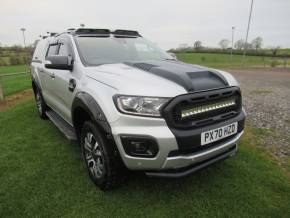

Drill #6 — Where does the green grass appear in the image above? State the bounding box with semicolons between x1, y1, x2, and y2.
0;74;31;96
263;48;290;56
176;53;287;68
0;65;31;96
240;48;290;56
0;65;29;75
278;48;290;55
0;101;289;217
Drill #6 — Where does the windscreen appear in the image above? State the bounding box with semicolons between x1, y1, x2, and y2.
75;36;172;65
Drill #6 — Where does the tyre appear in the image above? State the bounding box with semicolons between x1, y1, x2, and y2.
81;121;127;190
34;88;48;119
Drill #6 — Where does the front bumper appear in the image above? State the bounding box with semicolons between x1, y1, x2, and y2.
146;138;238;178
156;131;242;170
111;109;245;173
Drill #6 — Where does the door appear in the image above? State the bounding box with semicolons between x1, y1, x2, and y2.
46;38;76;124
41;43;59;107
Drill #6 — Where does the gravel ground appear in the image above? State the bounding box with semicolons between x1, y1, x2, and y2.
228;68;290;159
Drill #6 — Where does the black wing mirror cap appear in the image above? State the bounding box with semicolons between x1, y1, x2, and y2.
45;55;73;71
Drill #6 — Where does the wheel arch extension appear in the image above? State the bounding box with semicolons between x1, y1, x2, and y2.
71;92;112;140
32;79;41;95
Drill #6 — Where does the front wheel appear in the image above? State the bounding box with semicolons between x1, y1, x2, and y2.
81;121;127;190
35;89;48;119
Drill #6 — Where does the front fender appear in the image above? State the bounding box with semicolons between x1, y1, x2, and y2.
71;92;111;134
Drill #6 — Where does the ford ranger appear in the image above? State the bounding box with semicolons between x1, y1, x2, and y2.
31;28;246;190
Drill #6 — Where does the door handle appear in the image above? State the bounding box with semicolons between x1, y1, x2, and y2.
50;73;55;79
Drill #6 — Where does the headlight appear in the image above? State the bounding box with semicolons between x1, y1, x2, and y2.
114;95;170;117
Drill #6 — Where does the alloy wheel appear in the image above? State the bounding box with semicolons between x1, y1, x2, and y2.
36;93;42;114
84;132;104;178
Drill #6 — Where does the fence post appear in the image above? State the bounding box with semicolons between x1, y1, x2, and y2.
0;82;4;101
262;57;266;68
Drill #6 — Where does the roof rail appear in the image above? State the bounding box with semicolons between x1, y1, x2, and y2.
54;29;74;37
39;28;142;39
74;28;111;36
49;32;58;37
113;29;141;37
72;28;141;37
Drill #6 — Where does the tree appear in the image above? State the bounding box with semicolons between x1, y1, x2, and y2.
194;40;202;50
219;39;230;50
251;37;263;50
10;45;22;52
234;39;244;50
178;43;189;50
9;56;19;65
271;46;280;56
244;42;252;50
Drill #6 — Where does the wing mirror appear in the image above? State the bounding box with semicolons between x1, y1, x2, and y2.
45;56;73;71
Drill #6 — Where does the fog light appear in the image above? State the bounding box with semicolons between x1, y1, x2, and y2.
121;135;159;158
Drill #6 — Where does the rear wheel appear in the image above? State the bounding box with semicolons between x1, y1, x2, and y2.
35;89;48;119
81;121;127;190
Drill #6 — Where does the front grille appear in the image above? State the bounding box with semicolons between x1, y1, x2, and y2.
162;87;242;129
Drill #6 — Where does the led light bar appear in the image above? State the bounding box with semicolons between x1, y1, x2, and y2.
181;98;236;118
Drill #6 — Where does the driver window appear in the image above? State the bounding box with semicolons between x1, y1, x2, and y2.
58;43;69;56
46;44;58;57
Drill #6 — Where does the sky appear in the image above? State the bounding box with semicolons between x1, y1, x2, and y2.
0;0;289;50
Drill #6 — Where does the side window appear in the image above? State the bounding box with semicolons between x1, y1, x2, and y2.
46;44;58;57
58;43;69;56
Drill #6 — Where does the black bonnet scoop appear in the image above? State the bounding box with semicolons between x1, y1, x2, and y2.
124;60;229;92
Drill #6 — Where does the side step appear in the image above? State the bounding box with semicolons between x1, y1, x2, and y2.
46;110;77;141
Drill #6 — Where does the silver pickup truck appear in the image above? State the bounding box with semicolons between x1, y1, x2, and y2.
31;28;246;190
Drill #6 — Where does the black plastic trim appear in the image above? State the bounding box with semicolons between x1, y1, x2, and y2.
31;78;41;94
112;29;141;37
71;92;111;134
145;144;237;178
74;28;111;36
161;86;242;129
120;134;159;158
168;110;245;152
31;59;42;63
46;110;77;141
72;28;141;37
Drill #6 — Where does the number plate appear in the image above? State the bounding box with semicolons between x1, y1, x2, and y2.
201;122;238;146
